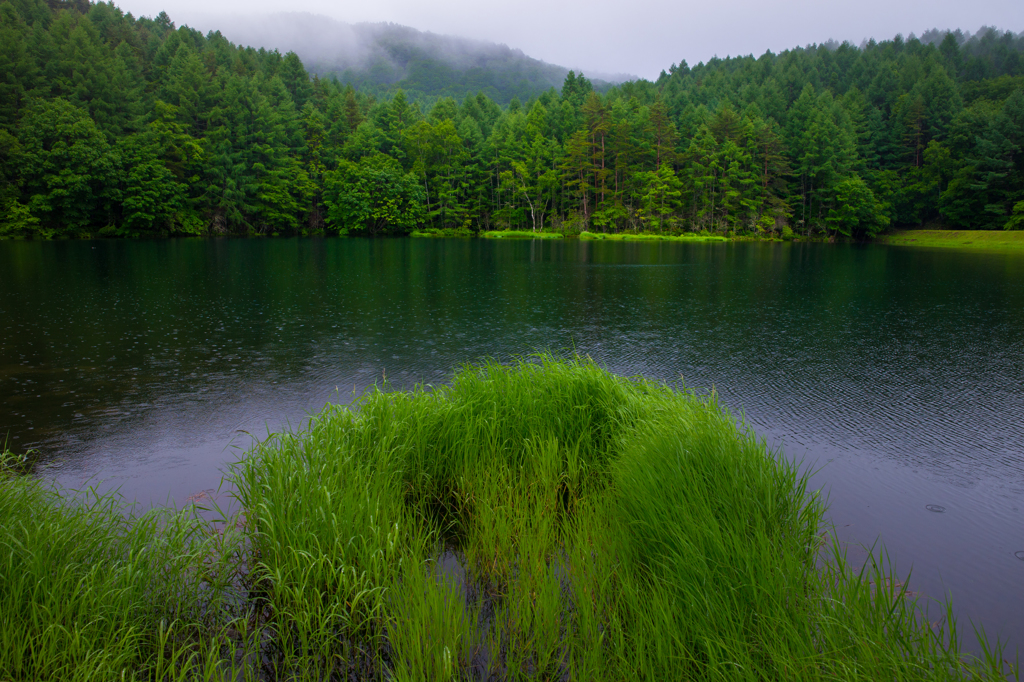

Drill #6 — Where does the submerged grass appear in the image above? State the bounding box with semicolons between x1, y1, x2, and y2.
877;229;1024;252
1;356;1018;680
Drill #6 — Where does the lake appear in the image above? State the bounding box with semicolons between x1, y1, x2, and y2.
2;237;1022;653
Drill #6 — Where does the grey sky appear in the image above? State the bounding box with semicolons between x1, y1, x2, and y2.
116;0;1024;79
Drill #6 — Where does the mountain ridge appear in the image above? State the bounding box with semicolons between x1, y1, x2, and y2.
179;11;635;103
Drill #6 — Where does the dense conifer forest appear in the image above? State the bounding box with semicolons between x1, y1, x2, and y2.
0;0;1022;239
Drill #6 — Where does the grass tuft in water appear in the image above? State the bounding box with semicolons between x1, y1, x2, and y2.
0;459;245;680
1;356;1018;680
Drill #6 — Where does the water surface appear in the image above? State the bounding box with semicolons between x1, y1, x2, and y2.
2;237;1022;652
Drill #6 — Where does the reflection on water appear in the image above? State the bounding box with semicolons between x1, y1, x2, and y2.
1;237;1023;652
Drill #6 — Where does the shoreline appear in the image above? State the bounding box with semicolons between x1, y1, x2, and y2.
7;228;1023;251
412;227;789;242
877;229;1024;252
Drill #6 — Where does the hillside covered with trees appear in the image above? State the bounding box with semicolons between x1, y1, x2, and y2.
0;0;1022;240
198;13;618;105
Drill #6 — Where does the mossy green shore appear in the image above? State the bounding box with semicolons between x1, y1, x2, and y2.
877;230;1024;252
1;356;1017;681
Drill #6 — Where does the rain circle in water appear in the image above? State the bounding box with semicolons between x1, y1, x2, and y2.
1015;551;1024;561
925;504;946;513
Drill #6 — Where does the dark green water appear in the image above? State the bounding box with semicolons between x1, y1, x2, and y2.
2;237;1023;652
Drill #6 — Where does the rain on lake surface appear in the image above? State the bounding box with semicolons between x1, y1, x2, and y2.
1;236;1022;653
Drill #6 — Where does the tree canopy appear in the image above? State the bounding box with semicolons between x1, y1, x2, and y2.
1;0;1021;239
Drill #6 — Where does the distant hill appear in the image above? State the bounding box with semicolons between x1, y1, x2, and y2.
184;12;632;103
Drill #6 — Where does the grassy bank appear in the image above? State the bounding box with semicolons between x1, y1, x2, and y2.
878;230;1024;252
480;229;565;239
410;227;475;238
1;357;1017;680
578;230;731;242
411;228;566;239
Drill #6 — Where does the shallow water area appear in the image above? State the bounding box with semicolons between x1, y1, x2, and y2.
1;236;1022;655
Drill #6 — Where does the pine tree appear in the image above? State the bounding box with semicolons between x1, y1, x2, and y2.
278;51;312;109
648;95;679;170
561;129;594;221
582;91;611;206
0;3;36;130
115;132;187;235
638;164;683;232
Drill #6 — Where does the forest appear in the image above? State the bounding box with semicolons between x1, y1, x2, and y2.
0;0;1022;240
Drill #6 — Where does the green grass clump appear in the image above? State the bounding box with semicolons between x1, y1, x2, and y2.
1;358;1017;680
878;229;1024;252
410;226;475;238
0;461;244;680
235;354;1015;680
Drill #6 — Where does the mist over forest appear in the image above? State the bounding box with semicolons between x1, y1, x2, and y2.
0;0;1022;241
178;12;632;103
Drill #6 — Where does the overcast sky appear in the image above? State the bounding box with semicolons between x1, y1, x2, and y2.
116;0;1024;80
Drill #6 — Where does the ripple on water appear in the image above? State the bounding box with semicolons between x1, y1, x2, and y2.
2;238;1024;653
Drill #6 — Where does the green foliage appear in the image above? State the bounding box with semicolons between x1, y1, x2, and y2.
637;164;683;231
1005;201;1024;230
0;198;39;238
0;2;1022;238
827;175;890;239
17;97;113;236
114;132;187;234
324;153;424;234
0;473;241;680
